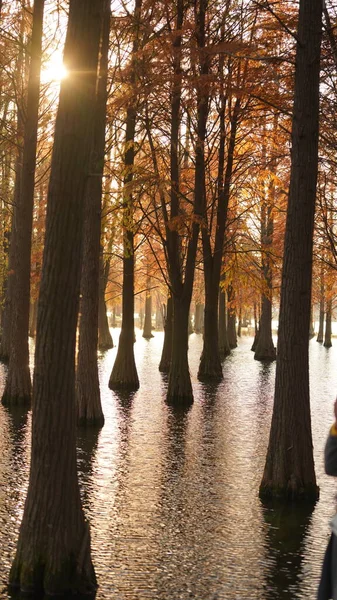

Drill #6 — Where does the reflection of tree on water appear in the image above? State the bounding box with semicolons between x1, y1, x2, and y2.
155;404;191;599
77;426;100;516
261;500;315;600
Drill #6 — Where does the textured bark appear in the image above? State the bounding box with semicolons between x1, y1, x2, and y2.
254;296;275;361
98;252;113;350
309;307;315;339
0;14;25;363
324;299;332;348
194;302;204;333
109;0;142;391
167;296;193;404
260;0;322;501
218;287;230;359
317;300;324;343
2;0;45;405
199;287;222;381
9;0;102;593
142;276;153;338
159;296;173;373
227;286;237;349
76;0;110;427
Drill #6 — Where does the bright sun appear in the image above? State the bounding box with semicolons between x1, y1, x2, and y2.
41;54;68;84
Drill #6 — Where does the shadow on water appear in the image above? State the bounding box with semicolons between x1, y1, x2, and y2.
261;500;316;600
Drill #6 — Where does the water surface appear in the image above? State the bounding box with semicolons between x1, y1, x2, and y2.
0;331;336;599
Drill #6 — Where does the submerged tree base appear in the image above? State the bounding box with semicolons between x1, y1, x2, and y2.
166;393;194;408
2;369;31;406
254;346;276;362
198;356;223;382
259;481;319;503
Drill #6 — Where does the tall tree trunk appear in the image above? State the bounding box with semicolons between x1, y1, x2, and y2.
109;0;142;391
254;206;276;361
317;300;324;343
194;302;204;333
323;298;332;348
98;250;113;349
0;12;25;363
76;0;110;427
309;306;315;338
167;295;192;403
219;287;230;358
227;285;237;349
2;0;45;405
159;295;173;373
142;275;154;339
260;0;322;501
9;0;102;593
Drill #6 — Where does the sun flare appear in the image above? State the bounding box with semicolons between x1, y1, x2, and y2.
41;55;68;84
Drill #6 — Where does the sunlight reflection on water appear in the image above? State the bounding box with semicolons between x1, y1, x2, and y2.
0;330;336;599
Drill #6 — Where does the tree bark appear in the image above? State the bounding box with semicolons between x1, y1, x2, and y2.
98;251;113;349
76;0;111;427
167;295;192;403
159;295;173;373
218;287;230;359
260;0;322;501
2;0;45;405
323;298;332;348
142;275;154;339
9;0;102;593
194;302;204;333
109;0;142;391
317;299;324;343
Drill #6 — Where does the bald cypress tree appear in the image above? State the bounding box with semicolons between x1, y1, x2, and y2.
9;0;103;593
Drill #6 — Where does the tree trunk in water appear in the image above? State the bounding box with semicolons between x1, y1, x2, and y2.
167;296;192;405
254;295;276;361
237;307;242;337
9;0;102;592
219;287;230;359
2;0;45;405
98;251;113;349
108;0;142;391
0;13;25;364
142;278;153;339
324;299;332;348
317;299;324;343
159;295;173;373
309;307;315;339
260;0;322;501
198;285;222;380
194;302;204;333
76;0;110;427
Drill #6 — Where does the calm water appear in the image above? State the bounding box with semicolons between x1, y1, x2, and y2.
0;331;336;599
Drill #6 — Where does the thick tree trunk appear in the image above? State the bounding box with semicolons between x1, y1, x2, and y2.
254;294;276;361
159;295;173;373
2;0;45;405
260;0;322;501
194;302;204;333
198;286;222;380
219;287;230;359
98;251;113;349
323;299;332;348
9;0;102;593
167;296;192;404
0;12;26;363
76;0;110;427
